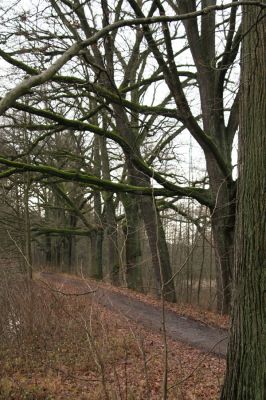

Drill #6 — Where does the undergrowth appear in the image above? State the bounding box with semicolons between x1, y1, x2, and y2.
0;273;224;399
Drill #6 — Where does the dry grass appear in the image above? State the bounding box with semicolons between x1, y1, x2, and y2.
0;274;225;399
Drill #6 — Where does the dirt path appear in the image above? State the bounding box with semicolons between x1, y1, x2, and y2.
39;272;228;358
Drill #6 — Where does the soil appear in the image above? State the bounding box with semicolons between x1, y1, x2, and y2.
39;272;228;358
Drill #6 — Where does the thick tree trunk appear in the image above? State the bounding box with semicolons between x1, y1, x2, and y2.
221;3;265;398
45;233;52;265
62;214;77;273
88;136;104;280
24;172;32;279
100;137;121;285
205;148;236;314
104;195;120;285
140;195;176;302
211;202;234;314
121;193;143;291
89;229;103;280
126;161;176;302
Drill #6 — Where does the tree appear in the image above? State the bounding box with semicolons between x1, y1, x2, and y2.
221;1;265;398
0;1;265;311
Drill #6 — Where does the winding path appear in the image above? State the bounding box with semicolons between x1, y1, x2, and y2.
40;272;228;358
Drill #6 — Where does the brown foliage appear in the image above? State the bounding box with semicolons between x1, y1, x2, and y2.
0;274;224;399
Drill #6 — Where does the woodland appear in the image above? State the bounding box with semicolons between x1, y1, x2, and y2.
0;1;265;399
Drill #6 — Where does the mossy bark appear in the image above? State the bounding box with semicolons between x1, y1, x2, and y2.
121;193;143;291
221;3;265;398
100;136;121;285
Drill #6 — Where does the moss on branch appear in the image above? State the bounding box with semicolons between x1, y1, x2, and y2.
31;226;93;236
0;156;213;206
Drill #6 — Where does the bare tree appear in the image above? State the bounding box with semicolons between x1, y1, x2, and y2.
0;0;265;311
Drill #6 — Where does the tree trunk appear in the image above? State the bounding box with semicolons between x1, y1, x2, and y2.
89;229;103;280
140;194;176;302
205;122;235;314
211;207;234;314
68;214;77;273
45;233;52;265
125;159;176;302
89;137;104;280
121;193;143;291
100;137;121;285
24;172;32;279
102;196;120;285
205;145;236;315
221;3;265;398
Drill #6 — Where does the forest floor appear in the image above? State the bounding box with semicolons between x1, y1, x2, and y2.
0;271;228;399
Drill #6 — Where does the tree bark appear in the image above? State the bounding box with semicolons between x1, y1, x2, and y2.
140;192;176;302
24;171;32;279
89;229;103;280
100;136;121;285
89;136;103;280
210;184;235;314
121;193;143;291
103;195;120;285
221;2;265;398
